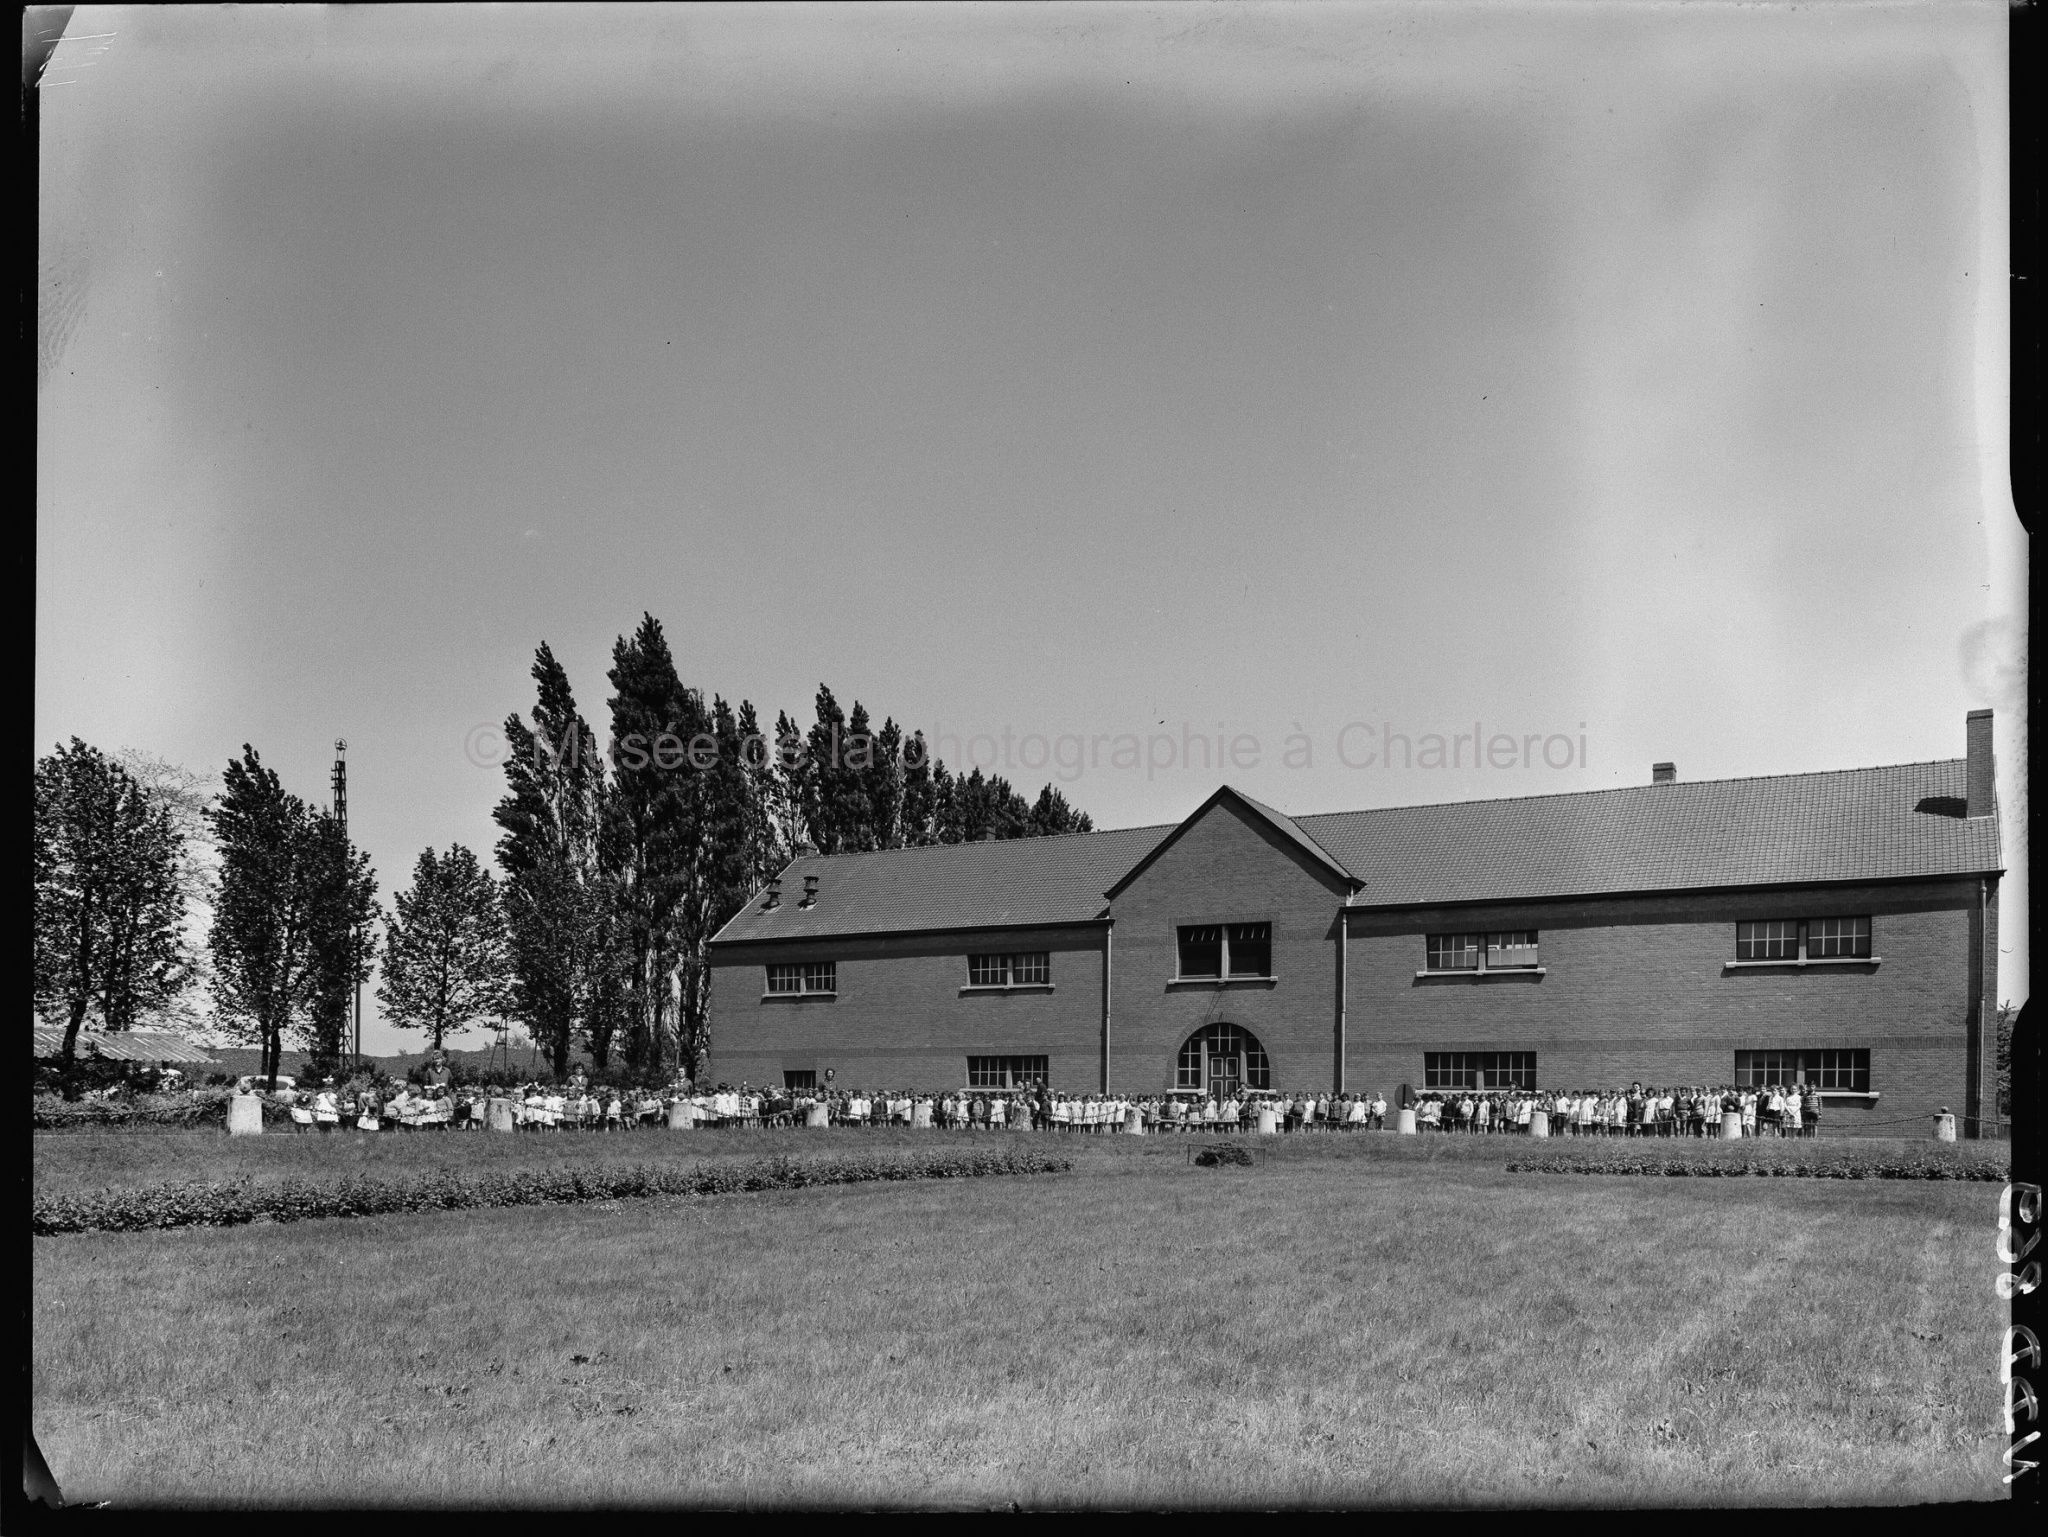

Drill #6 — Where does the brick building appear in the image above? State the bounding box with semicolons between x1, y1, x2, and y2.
707;711;2005;1135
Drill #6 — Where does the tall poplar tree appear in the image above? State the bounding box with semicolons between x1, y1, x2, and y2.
900;731;938;846
495;643;608;1078
1029;784;1094;837
602;615;703;1078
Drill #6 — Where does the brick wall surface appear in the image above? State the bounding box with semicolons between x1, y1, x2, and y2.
1343;878;1983;1130
707;924;1103;1092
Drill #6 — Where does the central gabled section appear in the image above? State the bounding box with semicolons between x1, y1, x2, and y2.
1102;786;1358;1094
1102;785;1361;906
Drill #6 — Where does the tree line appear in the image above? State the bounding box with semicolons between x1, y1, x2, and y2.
32;613;1093;1090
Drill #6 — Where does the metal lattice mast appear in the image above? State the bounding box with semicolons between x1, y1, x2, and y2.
331;740;361;1067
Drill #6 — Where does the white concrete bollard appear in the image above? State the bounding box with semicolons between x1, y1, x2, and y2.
1529;1109;1549;1138
667;1100;691;1130
806;1103;829;1128
227;1094;264;1137
1395;1107;1418;1135
1721;1111;1743;1140
486;1096;518;1133
1256;1106;1278;1136
1932;1112;1956;1142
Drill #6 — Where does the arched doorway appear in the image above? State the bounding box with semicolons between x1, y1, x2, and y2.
1175;1023;1271;1099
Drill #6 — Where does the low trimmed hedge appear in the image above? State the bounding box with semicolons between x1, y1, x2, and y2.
32;1089;295;1132
33;1145;1072;1236
1506;1144;2007;1181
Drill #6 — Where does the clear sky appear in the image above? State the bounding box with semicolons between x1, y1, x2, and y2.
37;3;2025;1054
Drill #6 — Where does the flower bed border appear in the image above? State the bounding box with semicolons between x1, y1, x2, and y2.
32;1146;1072;1236
1506;1150;2006;1181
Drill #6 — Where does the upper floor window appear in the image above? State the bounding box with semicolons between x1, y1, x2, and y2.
1176;923;1271;979
1735;917;1870;963
1735;921;1799;961
1426;931;1539;972
1808;917;1872;959
967;952;1050;988
766;961;837;995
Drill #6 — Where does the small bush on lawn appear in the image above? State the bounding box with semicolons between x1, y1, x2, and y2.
1506;1141;2007;1180
33;1145;1072;1235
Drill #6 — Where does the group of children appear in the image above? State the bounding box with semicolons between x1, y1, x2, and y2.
276;1078;680;1133
1406;1083;1826;1137
257;1070;1828;1139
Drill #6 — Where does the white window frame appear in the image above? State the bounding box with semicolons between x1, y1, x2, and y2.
1419;931;1543;977
765;961;837;997
963;952;1053;992
1727;917;1877;969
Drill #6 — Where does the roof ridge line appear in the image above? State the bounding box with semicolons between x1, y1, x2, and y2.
1290;757;1968;821
789;819;1181;862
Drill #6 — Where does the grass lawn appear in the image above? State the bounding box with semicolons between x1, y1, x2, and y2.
32;1123;2008;1200
32;1130;2008;1508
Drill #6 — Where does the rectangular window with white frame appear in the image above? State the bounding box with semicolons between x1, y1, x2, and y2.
966;952;1051;988
1424;932;1539;973
766;961;837;995
1734;1049;1870;1092
1424;1051;1537;1090
1734;918;1871;963
967;1055;1050;1089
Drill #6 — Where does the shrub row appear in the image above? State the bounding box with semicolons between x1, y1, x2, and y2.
32;1145;1073;1236
1506;1146;2007;1181
32;1089;294;1131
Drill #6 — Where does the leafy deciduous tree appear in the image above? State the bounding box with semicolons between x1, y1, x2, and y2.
34;739;193;1086
378;844;511;1051
206;746;376;1087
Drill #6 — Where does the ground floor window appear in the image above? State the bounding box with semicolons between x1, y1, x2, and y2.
967;1055;1049;1089
1174;1023;1271;1095
783;1070;816;1091
1735;1049;1869;1091
1424;1051;1536;1090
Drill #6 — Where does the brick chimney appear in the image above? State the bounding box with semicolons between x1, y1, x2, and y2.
1651;763;1676;785
1966;709;1994;818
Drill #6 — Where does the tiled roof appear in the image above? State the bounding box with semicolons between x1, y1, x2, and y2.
710;758;2002;944
711;823;1175;944
1300;758;2001;907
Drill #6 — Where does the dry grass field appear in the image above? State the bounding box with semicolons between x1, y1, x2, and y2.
32;1129;2010;1508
